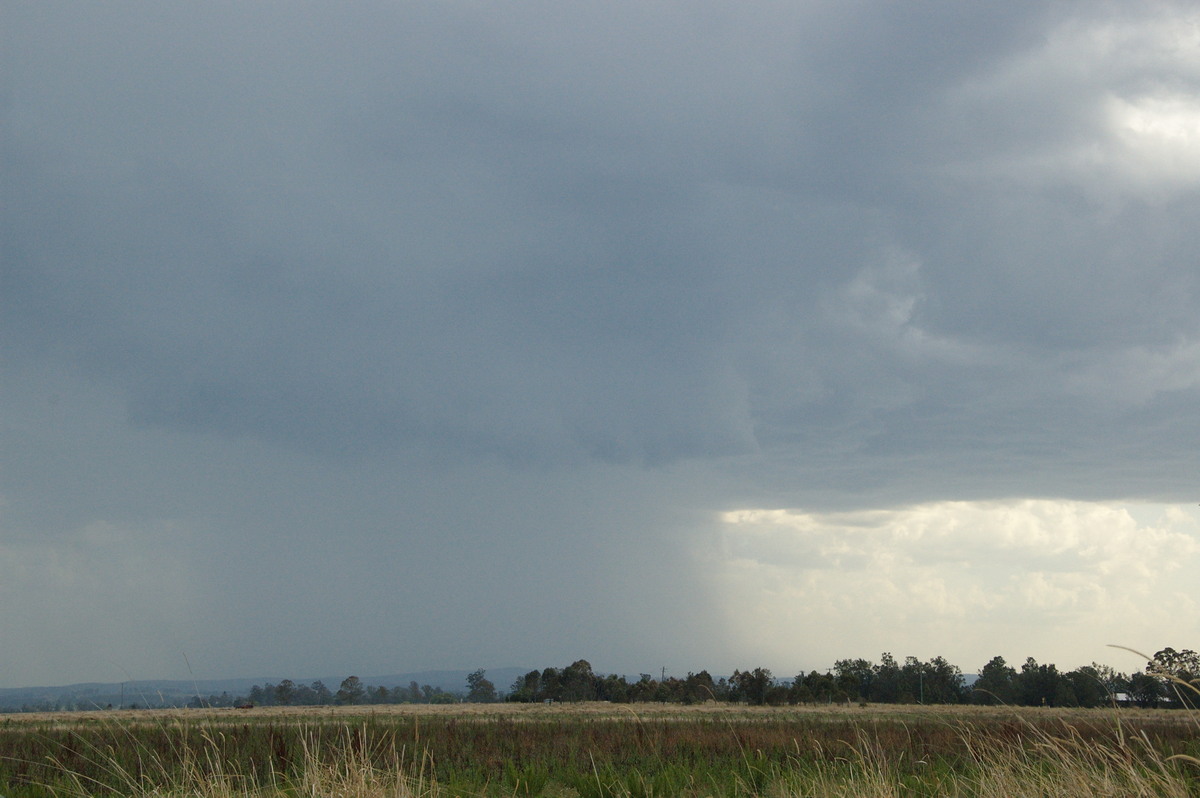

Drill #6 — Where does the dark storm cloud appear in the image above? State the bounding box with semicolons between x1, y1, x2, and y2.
6;0;785;465
4;1;1200;685
7;0;1198;482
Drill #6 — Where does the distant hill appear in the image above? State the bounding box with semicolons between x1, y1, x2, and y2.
0;668;530;711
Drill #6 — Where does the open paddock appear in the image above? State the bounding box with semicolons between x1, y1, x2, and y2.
2;702;1199;796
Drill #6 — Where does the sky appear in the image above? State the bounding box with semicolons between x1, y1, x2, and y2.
3;1;1200;689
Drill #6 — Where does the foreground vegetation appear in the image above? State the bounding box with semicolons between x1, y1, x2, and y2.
2;702;1199;797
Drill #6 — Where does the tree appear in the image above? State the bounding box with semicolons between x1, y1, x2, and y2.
1063;666;1107;708
274;679;296;706
596;673;632;703
790;682;814;705
1148;648;1200;708
508;671;541;703
833;659;874;702
310;681;333;705
291;682;316;705
247;685;267;707
1016;658;1061;706
871;653;901;703
1087;662;1128;703
898;657;925;703
655;676;685;703
336;676;365;705
1129;672;1165;708
628;674;658;703
800;670;839;704
730;668;773;705
466;669;497;702
540;668;562;702
1148;648;1200;680
922;656;966;704
682;671;717;704
973;656;1017;705
561;660;597;702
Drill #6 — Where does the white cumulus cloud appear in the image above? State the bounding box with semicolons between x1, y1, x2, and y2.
715;500;1200;672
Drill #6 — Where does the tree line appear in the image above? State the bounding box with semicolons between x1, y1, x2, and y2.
504;648;1199;708
22;648;1190;712
186;674;469;709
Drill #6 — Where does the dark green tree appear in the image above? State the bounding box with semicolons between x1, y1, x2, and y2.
655;677;685;703
1016;658;1061;706
1089;663;1129;701
539;668;562;702
923;656;967;703
274;679;296;706
682;671;717;704
1063;666;1107;708
790;682;814;705
833;659;874;702
508;670;541;703
731;668;773;705
310;681;333;705
799;670;838;704
561;659;598;702
336;676;365;705
466;669;497;702
291;682;316;705
1148;648;1200;679
1129;672;1165;707
628;674;658;702
972;656;1017;705
899;657;925;703
596;673;632;703
1148;648;1200;708
870;653;901;703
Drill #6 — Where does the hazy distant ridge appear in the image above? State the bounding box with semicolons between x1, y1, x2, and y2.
0;668;531;711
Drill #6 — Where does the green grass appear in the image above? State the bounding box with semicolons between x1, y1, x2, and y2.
1;703;1198;796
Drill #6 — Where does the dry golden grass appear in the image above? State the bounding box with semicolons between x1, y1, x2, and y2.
6;699;1200;729
4;702;1199;797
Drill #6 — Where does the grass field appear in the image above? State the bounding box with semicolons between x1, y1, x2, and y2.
2;702;1199;796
